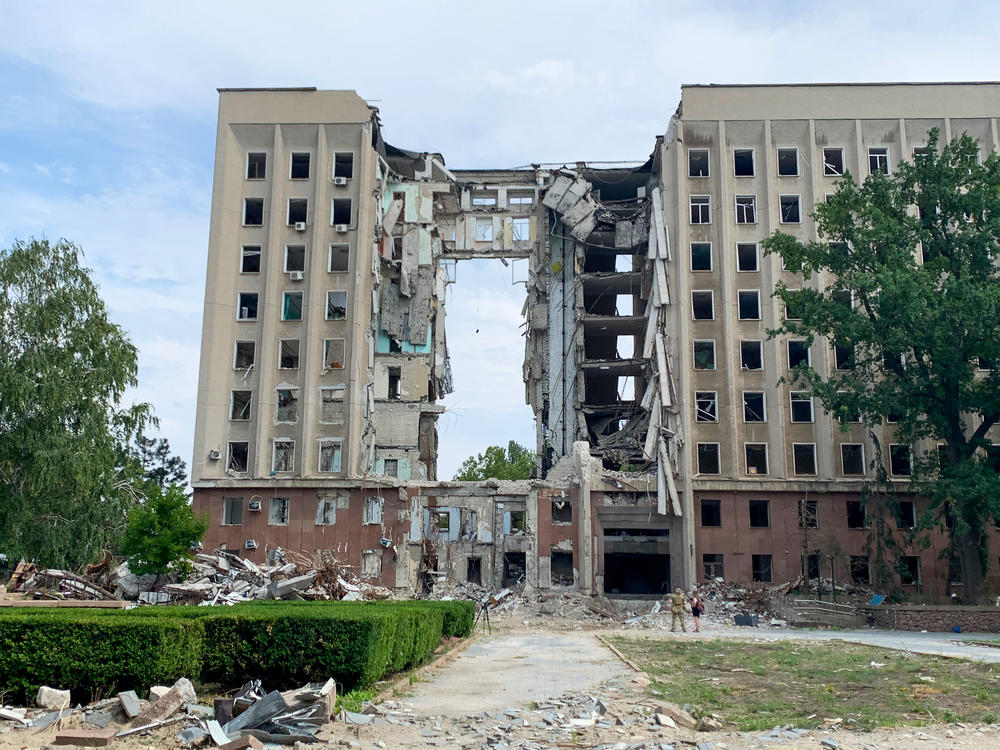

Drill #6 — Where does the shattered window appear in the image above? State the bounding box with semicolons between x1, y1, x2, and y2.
318;440;342;473
387;367;400;400
243;198;264;226
737;290;760;320
798;499;818;529
363;497;383;525
285;245;305;272
222;497;243;526
777;148;799;176
290;152;310;179
275;388;298;423
688;149;710;178
693;340;716;370
752;554;773;582
476;218;493;241
743;391;765;422
793;443;817;475
326;290;347;320
745;443;768;474
227;442;249;473
733;148;755;177
847;500;867;528
269;496;290;524
512;217;530;242
361;550;382;579
241;245;261;273
900;556;920;585
551;499;572;524
703;554;724;580
691;290;714;320
234;341;255;369
736;242;758;272
282;292;303;321
740;340;763;371
287;199;307;226
507;510;526;533
332;198;352;225
868;147;890;175
889;444;912;476
472;192;497;206
246;152;266;180
697;443;720;474
823;148;844;176
790;392;813;422
508;192;533;206
319;387;345;421
230;390;252;421
383;458;398;477
689;195;711;224
329;243;350;273
323;339;345;369
434;511;450;531
272;441;294;473
735;195;757;224
690;242;712;271
695;391;718;422
238;292;258;321
316;497;337;525
333;152;354;179
278;339;299;369
779;195;801;223
788;340;810;369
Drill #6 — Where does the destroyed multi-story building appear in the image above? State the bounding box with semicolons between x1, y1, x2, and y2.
192;82;1000;598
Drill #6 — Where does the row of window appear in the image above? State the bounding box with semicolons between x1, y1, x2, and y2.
689;193;803;225
690;288;804;321
239;243;350;275
699;498;916;530
694;441;913;477
692;338;814;371
229;381;348;423
224;438;342;476
222;493;382;527
696;389;822;424
235;290;347;323
245;151;355;181
702;552;918;585
687;146;891;180
241;197;353;227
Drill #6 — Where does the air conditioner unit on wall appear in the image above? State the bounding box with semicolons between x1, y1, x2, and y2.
289;270;305;281
248;500;262;512
335;224;349;233
294;221;307;231
208;449;222;461
245;539;258;550
333;176;348;186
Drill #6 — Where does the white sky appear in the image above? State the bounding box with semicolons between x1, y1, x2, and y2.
2;1;1000;477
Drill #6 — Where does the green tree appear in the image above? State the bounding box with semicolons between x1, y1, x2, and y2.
0;238;152;569
454;441;536;481
763;130;1000;602
128;434;187;492
119;483;207;577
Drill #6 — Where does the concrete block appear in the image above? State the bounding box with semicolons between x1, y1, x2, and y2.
654;713;676;728
52;728;116;746
170;677;197;704
117;690;141;719
36;685;71;709
219;736;264;750
131;686;184;726
148;685;170;700
654;701;696;729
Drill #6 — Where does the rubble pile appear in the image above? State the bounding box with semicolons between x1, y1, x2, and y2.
0;676;336;746
426;581;623;625
4;548;394;605
694;578;799;625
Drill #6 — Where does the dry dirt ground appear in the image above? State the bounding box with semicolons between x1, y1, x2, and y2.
4;612;1000;749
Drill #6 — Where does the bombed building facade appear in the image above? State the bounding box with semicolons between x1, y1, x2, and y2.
192;82;1000;598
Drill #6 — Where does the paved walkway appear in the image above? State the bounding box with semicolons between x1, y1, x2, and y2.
402;631;630;716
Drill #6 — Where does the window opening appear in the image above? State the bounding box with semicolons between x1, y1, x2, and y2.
790;391;813;422
700;498;721;526
703;553;724;580
890;444;912;476
320;387;344;421
241;245;261;273
387;366;401;400
690;195;711;224
737;242;759;272
282;292;303;321
333;152;354;179
228;442;249;473
272;440;294;473
318;441;342;473
363;497;383;525
779;195;801;223
851;555;871;584
230;390;252;421
793;443;817;474
740;340;763;371
745;443;768;475
332;198;352;225
329;243;350;272
735;195;757;224
269;496;290;524
693;340;716;370
476;218;493;241
697;443;720;474
246;152;266;180
276;388;299;422
900;556;920;585
290;152;310;179
223;497;243;526
898;500;916;529
285;244;305;272
834;343;855;370
243;198;264;226
690;242;712;271
841;444;864;475
551;499;572;524
798;499;818;528
278;339;299;369
737;290;760;320
823;148;844;176
287;199;307;226
695;391;718;422
868;147;890;174
383;458;399;477
688;149;710;177
777;148;799;176
323;339;345;369
551;551;574;586
788;340;810;368
752;554;773;582
749;499;770;528
846;499;867;528
316;497;337;525
326;290;347;320
691;290;714;320
743;392;765;422
234;341;255;369
733;148;754;176
512;217;530;242
466;557;482;584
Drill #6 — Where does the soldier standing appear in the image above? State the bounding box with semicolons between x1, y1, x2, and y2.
670;587;687;632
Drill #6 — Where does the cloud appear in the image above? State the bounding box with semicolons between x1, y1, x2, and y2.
484;59;585;96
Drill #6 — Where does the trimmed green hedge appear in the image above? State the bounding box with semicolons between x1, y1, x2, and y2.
0;600;475;702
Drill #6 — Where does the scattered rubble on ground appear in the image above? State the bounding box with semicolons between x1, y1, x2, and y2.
2;549;393;606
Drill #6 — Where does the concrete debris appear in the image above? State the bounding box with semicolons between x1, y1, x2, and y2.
36;686;71;710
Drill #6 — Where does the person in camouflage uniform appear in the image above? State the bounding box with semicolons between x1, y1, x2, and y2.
670;587;687;632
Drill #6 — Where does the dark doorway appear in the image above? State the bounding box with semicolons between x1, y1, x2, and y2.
467;556;482;585
503;552;526;586
551;550;574;586
604;552;670;595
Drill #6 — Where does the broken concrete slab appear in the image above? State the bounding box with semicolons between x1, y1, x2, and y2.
52;728;116;746
171;677;198;704
83;711;116;728
176;726;208;745
654;713;676;728
654;701;696;729
219;735;264;750
148;685;170;701
117;690;140;719
131;686;184;726
36;686;71;710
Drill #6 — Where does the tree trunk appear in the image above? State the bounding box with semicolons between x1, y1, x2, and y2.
956;528;987;603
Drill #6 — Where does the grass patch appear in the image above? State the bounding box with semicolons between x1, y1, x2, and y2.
338;686;377;713
611;636;1000;731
